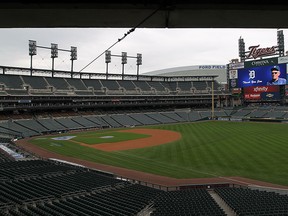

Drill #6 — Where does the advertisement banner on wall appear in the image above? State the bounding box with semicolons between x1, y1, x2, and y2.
243;85;279;94
243;85;280;101
244;94;261;100
244;57;278;68
244;92;280;100
261;92;280;100
229;62;244;69
278;56;288;64
244;93;280;101
232;88;242;94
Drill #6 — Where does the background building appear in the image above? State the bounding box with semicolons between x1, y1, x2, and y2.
143;65;227;84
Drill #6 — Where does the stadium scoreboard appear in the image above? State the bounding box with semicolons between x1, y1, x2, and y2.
229;56;288;101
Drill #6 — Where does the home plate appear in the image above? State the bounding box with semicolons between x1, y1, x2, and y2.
100;136;114;139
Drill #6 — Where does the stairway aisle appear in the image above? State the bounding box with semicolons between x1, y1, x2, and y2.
209;190;237;216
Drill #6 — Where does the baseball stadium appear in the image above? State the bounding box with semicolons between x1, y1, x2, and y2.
2;1;288;216
1;41;288;215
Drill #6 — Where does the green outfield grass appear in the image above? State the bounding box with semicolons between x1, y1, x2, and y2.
29;121;288;186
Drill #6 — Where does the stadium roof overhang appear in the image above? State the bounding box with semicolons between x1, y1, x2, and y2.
1;0;288;28
0;65;218;81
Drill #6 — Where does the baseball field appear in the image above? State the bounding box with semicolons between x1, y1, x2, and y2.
27;121;288;186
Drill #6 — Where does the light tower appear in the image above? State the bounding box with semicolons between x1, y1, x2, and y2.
29;40;37;76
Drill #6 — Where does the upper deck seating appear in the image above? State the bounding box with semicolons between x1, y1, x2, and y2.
82;79;105;95
192;81;208;91
118;80;137;90
100;80;120;91
146;81;167;93
177;81;192;92
167;82;178;92
65;78;88;90
22;76;48;89
134;81;152;91
45;77;70;90
0;74;24;89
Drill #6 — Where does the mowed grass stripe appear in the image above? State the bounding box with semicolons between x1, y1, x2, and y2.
126;121;288;185
29;121;288;185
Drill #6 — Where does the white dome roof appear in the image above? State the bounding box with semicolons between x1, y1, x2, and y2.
143;65;227;84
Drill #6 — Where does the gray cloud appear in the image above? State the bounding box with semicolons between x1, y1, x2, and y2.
0;28;286;75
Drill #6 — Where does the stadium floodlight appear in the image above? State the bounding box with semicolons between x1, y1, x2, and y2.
51;43;58;73
29;40;37;76
136;53;142;80
121;52;127;64
70;46;77;60
70;46;77;75
105;50;111;79
238;37;245;62
121;52;127;80
29;40;37;56
51;43;58;58
137;53;142;65
277;30;285;57
105;50;111;63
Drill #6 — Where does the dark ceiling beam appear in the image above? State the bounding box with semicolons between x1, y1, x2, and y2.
0;1;288;28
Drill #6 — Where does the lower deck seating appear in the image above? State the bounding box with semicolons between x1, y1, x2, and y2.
151;189;226;216
0;145;287;216
215;187;288;215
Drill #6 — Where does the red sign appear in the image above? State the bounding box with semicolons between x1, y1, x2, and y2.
244;85;279;94
244;94;261;100
232;88;241;94
246;45;277;59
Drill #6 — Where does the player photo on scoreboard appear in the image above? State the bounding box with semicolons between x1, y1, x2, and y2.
237;63;287;88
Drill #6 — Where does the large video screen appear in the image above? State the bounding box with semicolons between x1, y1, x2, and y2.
237;63;287;88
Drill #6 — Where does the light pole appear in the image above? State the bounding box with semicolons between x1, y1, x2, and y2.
51;43;58;77
105;50;111;80
104;51;142;80
70;46;77;78
29;40;37;76
121;52;127;80
136;53;142;80
28;40;77;77
211;78;215;119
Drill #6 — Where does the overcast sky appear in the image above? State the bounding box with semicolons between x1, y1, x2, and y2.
0;28;286;75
